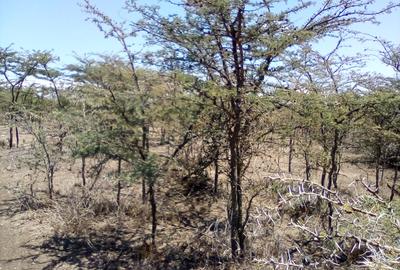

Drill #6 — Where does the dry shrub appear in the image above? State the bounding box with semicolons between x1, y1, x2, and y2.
47;185;119;236
250;176;400;269
155;223;231;269
9;183;50;212
281;196;326;222
181;174;213;196
17;192;49;211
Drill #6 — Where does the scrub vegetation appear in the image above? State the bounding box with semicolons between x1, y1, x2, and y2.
0;0;399;269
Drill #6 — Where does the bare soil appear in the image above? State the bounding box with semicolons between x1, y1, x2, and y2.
0;129;396;269
0;146;53;269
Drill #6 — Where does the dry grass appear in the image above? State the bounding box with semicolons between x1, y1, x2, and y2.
0;130;399;269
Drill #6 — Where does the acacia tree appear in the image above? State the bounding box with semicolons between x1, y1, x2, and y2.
380;42;400;200
81;1;152;204
67;54;200;247
358;42;400;197
76;0;400;258
66;56;145;190
359;89;400;196
119;0;399;258
0;47;47;148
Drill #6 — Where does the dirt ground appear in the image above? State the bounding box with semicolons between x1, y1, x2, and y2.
0;128;82;269
0;146;51;269
0;127;396;269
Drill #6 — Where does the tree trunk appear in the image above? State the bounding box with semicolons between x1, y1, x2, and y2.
142;178;147;204
214;150;219;195
142;124;149;204
327;201;334;236
149;180;157;247
81;156;86;186
229;98;245;259
326;130;340;236
288;136;294;173
160;128;166;145
390;166;398;201
15;127;19;148
9;127;13;149
117;158;122;206
304;151;311;181
48;165;54;200
321;166;327;187
328;130;340;190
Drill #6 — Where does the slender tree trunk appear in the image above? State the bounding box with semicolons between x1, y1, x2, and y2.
390;166;398;201
375;145;381;193
81;156;86;186
326;130;341;236
149;180;157;247
229;136;239;258
214;150;219;195
15;127;19;148
229;98;245;259
142;125;149;204
9;127;13;149
288;136;294;173
333;153;341;189
304;151;311;181
321;166;327;187
327;201;334;236
117;158;122;206
142;178;146;204
328;130;340;190
143;125;150;151
48;165;54;200
160;128;166;145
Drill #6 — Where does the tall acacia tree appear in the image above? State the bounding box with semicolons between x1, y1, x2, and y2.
83;0;398;258
0;47;51;148
81;1;151;203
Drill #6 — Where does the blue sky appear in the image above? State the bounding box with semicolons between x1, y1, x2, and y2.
1;0;399;75
0;0;125;63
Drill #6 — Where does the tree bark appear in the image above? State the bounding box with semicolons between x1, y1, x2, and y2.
8;127;13;149
15;127;19;148
81;156;86;186
149;180;157;247
304;151;311;181
390;166;398;201
142;178;147;204
327;130;341;236
142;125;149;204
117;158;122;206
229;97;245;259
328;130;340;190
214;150;219;195
288;136;294;173
48;165;54;200
321;166;327;187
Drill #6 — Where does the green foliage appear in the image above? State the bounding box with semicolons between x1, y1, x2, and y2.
357;87;400;166
132;154;160;185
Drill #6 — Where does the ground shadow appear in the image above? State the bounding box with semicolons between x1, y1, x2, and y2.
21;227;229;270
24;229;145;270
0;190;51;218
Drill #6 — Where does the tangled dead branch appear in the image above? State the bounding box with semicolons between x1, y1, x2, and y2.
248;175;400;268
